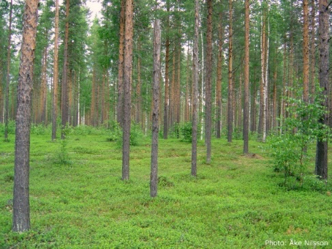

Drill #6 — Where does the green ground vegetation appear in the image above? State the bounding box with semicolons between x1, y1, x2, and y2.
1;125;332;248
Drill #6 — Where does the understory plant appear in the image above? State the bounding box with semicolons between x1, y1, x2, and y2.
107;121;143;146
268;88;330;187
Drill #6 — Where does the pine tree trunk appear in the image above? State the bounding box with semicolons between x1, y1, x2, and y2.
243;0;250;153
170;49;176;128
216;9;223;139
315;0;329;180
40;47;48;124
259;8;268;142
4;0;13;140
191;0;200;177
90;66;96;126
122;0;133;181
176;42;181;125
272;64;277;130
184;49;190;122
309;0;316;102
61;0;70;139
117;0;126;126
13;0;39;232
150;19;161;198
52;0;59;140
163;2;170;138
205;0;213;162
227;0;233;143
303;0;309;103
136;41;141;124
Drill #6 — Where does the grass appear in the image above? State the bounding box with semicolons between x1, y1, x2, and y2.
1;127;332;248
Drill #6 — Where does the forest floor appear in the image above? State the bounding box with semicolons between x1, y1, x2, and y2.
1;126;332;248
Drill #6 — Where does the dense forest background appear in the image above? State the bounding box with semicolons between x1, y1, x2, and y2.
0;0;323;140
1;0;332;244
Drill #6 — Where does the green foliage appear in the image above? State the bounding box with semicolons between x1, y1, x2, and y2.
107;121;144;147
55;138;71;165
31;124;50;135
268;89;330;188
179;122;201;143
1;136;332;248
70;125;106;136
169;123;180;139
55;129;71;165
0;120;15;136
180;122;192;142
106;121;122;142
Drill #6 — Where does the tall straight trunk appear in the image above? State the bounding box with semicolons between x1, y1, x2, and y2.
309;0;316;102
265;22;270;135
68;70;73;125
163;7;170;138
122;0;133;181
11;84;15;119
259;7;268;142
170;50;176;127
250;40;258;133
100;71;105;125
176;42;181;125
40;47;48;124
289;0;294;101
216;10;223;139
315;0;329;180
52;0;59;140
205;0;213;163
227;0;233;143
237;74;242;129
136;41;141;124
200;32;205;140
150;19;161;198
117;0;125;126
4;0;13;140
184;49;190;122
250;81;257;133
243;0;250;153
90;66;97;126
61;0;70;139
191;0;199;177
303;0;309;103
13;0;39;232
105;70;110;124
272;59;278;130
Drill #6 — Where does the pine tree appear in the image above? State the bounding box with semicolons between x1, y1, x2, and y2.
13;0;39;232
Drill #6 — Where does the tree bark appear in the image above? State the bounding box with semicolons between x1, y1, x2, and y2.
40;47;48;124
4;0;13;141
243;0;250;154
315;0;329;180
61;0;70;139
205;0;213;163
117;0;126;126
122;0;133;181
227;0;233;143
150;19;161;198
13;0;39;232
259;6;268;142
185;48;190;122
303;0;309;103
136;40;141;125
309;0;316;102
216;9;223;139
163;3;170;139
52;0;59;140
191;0;200;177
